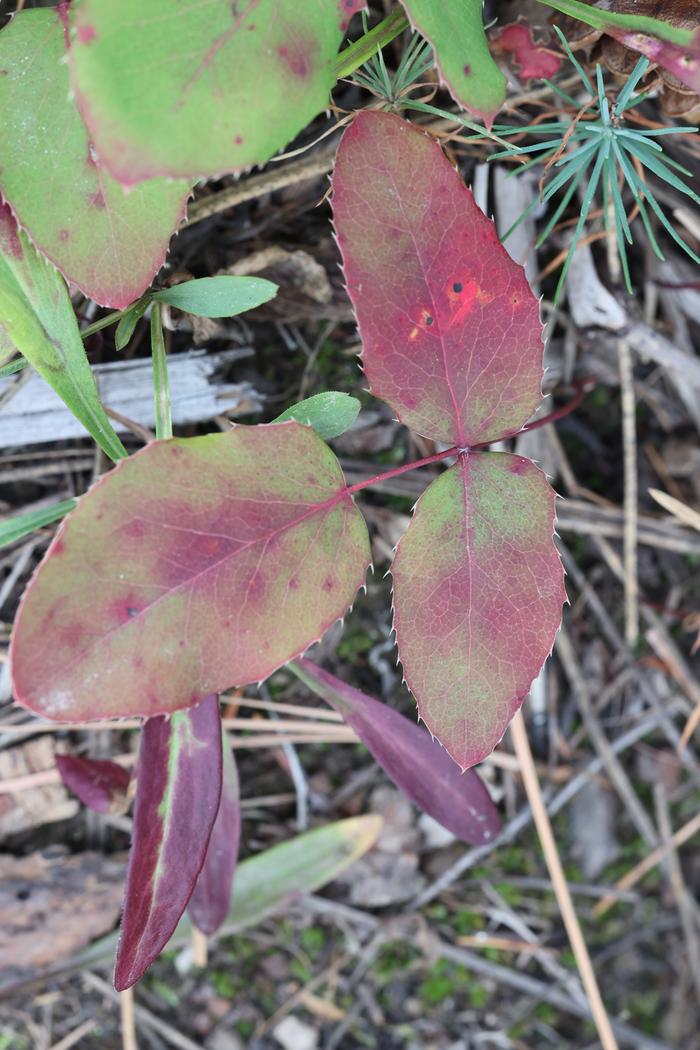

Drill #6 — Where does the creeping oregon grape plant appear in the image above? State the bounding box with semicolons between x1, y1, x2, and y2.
10;111;564;986
13;0;671;991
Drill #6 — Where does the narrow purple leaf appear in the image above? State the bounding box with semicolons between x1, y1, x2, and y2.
114;694;222;991
293;660;501;846
55;753;130;814
188;741;241;937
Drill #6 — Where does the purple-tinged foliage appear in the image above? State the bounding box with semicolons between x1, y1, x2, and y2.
56;754;130;814
114;695;222;991
189;741;241;937
293;659;501;845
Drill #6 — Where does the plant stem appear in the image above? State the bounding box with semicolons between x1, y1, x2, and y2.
334;9;409;81
345;382;590;495
80;308;128;340
345;445;460;496
150;302;172;440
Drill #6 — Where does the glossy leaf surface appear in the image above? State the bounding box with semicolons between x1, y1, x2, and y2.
56;754;130;814
68;0;365;184
273;392;361;440
392;453;565;770
115;695;222;990
402;0;506;125
188;741;241;936
293;659;501;845
11;423;370;721
0;9;190;308
0;207;127;462
333;112;543;448
152;276;278;318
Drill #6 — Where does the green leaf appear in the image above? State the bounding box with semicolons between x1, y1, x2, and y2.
61;815;383;972
273;392;361;440
541;0;693;45
115;297;149;351
0;355;28;378
0;9;191;309
0;207;127;462
67;0;367;183
401;0;506;126
152;276;278;318
0;500;77;551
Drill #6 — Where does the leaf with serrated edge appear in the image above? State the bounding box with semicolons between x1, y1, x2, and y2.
392;453;565;770
188;740;241;936
332;111;544;448
56;754;130;814
402;0;506;125
0;9;190;309
68;0;366;185
0;206;127;462
115;695;222;990
11;423;370;722
293;659;501;845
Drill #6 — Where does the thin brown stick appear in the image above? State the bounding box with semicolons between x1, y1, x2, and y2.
653;783;700;999
191;927;208;969
510;710;620;1050
120;987;137;1050
47;1019;97;1050
593;810;700;918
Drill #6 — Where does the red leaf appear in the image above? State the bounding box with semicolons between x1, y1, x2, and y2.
188;740;241;936
332;111;544;448
491;23;563;81
115;695;222;990
609;25;700;93
293;659;501;845
55;753;130;813
392;453;565;770
11;423;370;721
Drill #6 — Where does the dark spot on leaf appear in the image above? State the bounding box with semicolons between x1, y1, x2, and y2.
234;135;244;145
126;607;139;619
463;64;471;76
322;576;335;592
59;228;70;241
248;23;255;30
509;458;528;474
171;446;183;456
425;315;434;326
124;519;145;539
0;70;8;76
453;282;463;293
288;577;299;590
88;189;106;209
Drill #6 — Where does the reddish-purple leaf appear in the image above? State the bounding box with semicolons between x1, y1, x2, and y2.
608;24;700;93
188;740;241;937
392;453;566;770
55;753;130;814
293;659;501;845
332;111;544;448
115;695;222;990
491;23;563;81
11;423;370;722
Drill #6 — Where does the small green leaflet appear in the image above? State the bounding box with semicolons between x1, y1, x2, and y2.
273;392;361;440
0;206;126;462
0;500;77;551
152;276;278;318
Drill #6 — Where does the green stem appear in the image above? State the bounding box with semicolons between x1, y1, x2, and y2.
150;302;172;440
334;8;409;81
80;308;128;341
537;0;692;46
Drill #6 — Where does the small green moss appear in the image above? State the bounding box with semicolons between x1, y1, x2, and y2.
211;971;238;999
301;926;326;955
